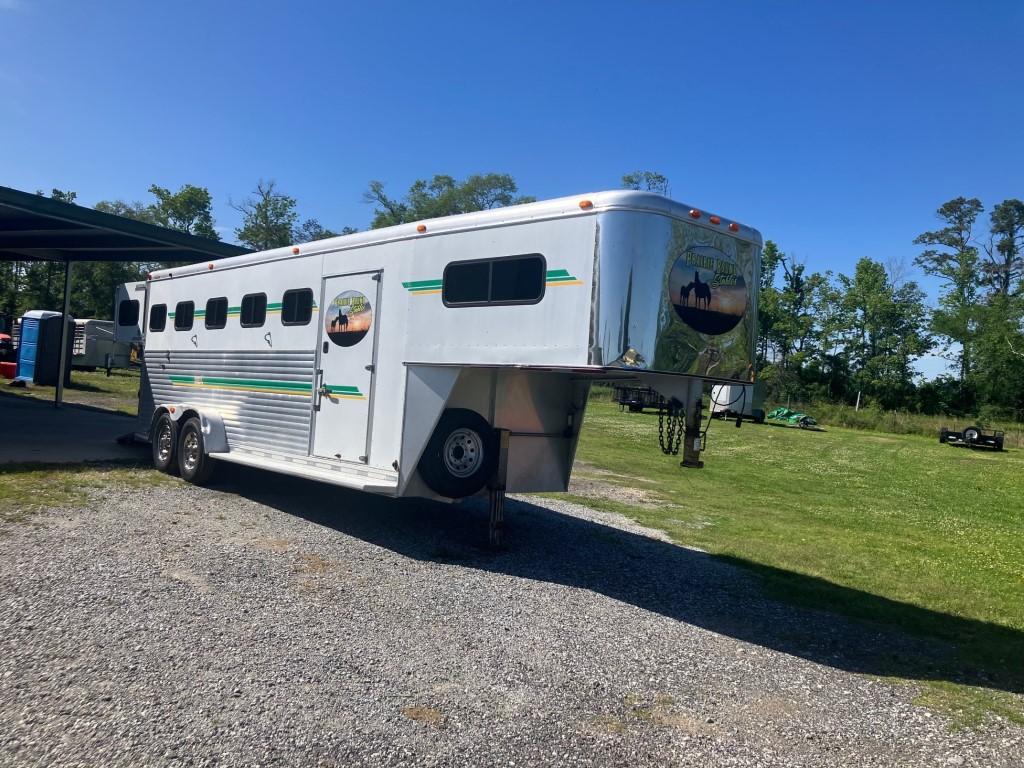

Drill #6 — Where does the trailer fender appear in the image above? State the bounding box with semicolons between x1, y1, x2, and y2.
156;404;229;454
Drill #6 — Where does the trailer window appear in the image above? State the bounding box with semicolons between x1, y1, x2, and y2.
174;301;194;331
443;254;546;307
149;304;167;332
117;299;139;327
281;288;313;326
241;293;266;328
205;297;228;329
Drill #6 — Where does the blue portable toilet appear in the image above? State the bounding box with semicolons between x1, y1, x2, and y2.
14;310;74;386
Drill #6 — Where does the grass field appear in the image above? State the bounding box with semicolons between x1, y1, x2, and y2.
561;401;1024;727
4;367;140;414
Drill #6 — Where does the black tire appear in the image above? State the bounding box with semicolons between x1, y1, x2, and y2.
939;428;948;444
995;435;1005;452
753;410;766;424
628;404;643;413
417;408;496;499
151;412;177;473
963;426;981;445
177;416;216;485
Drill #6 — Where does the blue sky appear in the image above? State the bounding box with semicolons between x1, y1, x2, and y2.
2;1;1022;375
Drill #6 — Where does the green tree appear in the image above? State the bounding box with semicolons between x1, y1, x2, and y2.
756;240;783;365
147;184;220;240
837;258;931;409
364;173;534;229
233;180;299;250
621;171;670;196
94;199;160;225
983;199;1024;297
914;197;984;390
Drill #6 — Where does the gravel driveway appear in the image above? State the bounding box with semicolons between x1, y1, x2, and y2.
1;465;1021;767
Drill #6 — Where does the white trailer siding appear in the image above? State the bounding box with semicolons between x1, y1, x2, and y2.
138;191;761;497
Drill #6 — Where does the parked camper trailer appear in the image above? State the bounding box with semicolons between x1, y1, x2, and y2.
134;191;761;511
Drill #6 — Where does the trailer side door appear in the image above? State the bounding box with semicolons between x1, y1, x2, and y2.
310;270;381;464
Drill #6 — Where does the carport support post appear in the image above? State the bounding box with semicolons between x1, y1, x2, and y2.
54;259;73;409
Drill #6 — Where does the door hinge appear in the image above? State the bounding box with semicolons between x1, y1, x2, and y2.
365;364;375;372
359;455;368;463
371;273;381;281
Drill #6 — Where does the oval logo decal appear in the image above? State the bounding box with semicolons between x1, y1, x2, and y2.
668;246;747;335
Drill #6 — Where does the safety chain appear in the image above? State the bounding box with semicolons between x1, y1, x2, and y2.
658;398;684;455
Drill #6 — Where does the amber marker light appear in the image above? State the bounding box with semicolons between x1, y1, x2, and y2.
709;215;721;225
416;224;427;233
689;209;701;219
208;263;215;270
729;222;740;232
292;247;300;255
579;199;594;210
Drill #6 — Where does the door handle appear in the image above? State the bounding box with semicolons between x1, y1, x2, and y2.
314;369;324;411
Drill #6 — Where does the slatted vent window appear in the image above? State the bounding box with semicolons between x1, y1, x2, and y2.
174;301;194;331
281;288;313;326
205;297;228;329
443;254;546;307
241;293;267;328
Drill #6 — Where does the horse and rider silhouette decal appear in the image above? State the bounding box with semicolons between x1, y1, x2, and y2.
668;245;748;335
325;290;372;347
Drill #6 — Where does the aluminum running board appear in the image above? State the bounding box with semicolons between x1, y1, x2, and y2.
208;449;399;495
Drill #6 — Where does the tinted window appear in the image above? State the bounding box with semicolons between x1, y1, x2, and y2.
205;297;227;329
118;299;140;327
443;254;546;306
491;257;546;303
443;261;490;304
241;293;267;328
149;304;167;332
281;288;313;326
174;301;194;331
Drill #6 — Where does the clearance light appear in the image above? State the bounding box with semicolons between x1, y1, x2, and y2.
168;406;176;414
689;209;701;219
292;247;300;255
146;273;152;281
729;222;740;232
579;199;593;210
208;263;215;270
416;224;427;233
709;215;721;225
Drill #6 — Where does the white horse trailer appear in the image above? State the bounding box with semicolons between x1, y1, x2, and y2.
133;191;760;534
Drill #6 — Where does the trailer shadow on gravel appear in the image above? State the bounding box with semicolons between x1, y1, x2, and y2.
217;463;1023;698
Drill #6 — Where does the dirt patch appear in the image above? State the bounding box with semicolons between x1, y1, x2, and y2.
568;472;667;510
402;706;444;727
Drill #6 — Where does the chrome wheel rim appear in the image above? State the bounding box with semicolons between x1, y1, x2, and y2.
443;428;483;478
156;423;173;464
182;430;201;472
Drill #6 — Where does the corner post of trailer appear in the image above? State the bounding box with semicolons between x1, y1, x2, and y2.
54;259;73;409
488;429;511;547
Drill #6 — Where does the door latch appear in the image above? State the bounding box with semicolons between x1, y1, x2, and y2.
313;369;325;410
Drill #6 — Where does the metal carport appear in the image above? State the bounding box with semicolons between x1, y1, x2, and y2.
0;184;249;406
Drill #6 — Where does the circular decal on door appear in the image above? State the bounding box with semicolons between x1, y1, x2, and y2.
325;290;372;347
668;245;747;335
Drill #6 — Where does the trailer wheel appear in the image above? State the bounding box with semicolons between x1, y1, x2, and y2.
151;412;177;473
963;426;981;445
177;416;216;485
939;428;948;444
418;408;496;499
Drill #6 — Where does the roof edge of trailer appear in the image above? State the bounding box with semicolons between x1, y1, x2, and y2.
148;190;762;280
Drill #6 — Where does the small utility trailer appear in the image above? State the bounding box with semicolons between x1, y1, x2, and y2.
939;426;1004;451
614;385;664;413
126;191;761;541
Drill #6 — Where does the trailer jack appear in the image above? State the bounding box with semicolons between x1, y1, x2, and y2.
487;429;511;548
